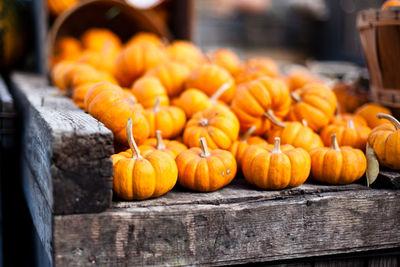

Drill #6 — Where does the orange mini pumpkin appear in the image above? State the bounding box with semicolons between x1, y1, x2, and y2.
183;106;239;150
112;118;177;200
287;83;337;132
330;113;367;127
285;69;321;92
241;137;311;189
51;60;75;90
231;76;291;135
131;76;169;108
72;82;97;109
51;37;82;67
368;113;400;170
171;89;210;118
207;48;241;76
167;40;204;70
355;103;392;129
126;32;164;48
235;57;279;84
310;134;367;184
80;28;122;54
139;130;187;159
382;0;400;9
176;137;237;192
145;97;186;139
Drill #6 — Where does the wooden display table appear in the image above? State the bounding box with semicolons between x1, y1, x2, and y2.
11;72;400;266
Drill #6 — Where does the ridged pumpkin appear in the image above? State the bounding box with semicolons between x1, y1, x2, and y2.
72;82;97;109
241;137;311;189
382;0;400;9
114;43;168;87
310;134;367;184
286;69;321;92
139;130;187;159
368;113;400;170
230;76;291;135
176;137;237;192
167;40;204;70
145;97;186;139
131;77;169;108
85;82;149;145
287;83;337;132
185;64;235;103
51;37;82;67
355;103;392;129
330;113;368;127
320;120;371;150
145;62;190;97
76;50;118;75
183;106;240;149
51;61;75;90
332;82;368;113
112;118;177;200
171;89;210;118
126;32;164;48
80;28;122;54
235;57;279;84
207;48;241;76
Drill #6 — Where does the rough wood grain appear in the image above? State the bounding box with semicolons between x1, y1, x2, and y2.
53;188;400;266
11;72;114;215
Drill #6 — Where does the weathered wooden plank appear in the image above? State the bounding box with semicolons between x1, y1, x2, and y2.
0;76;16;149
374;169;400;189
11;72;114;215
53;188;400;266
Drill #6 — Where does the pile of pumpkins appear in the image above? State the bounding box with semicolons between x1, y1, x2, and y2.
51;29;400;201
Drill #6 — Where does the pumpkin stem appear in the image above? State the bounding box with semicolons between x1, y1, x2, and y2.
199;137;210;157
290;91;302;102
155;130;166;150
127;118;142;159
335;103;341;116
302;119;308;127
376;113;400;130
240;126;257;141
209;83;231;102
153;97;160;112
331;134;340;151
347;120;355;130
198;118;209;127
264;110;286;128
272;137;282;154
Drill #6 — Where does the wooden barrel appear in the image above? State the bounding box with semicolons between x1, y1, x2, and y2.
357;8;400;108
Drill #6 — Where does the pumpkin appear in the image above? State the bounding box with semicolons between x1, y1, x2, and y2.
145;97;186;139
286;69;321;92
320;120;371;150
330;113;368;127
69;64;117;89
114;43;168;87
171;89;210;118
131;77;169;108
139;130;187;158
367;113;400;170
51;37;82;67
72;82;97;109
207;48;241;76
235;57;279;84
267;120;324;151
382;0;400;9
76;50;118;75
185;64;235;103
241;137;311;189
167;40;204;70
47;0;78;15
176;137;237;192
51;61;75;90
355;103;392;129
126;32;165;47
145;62;190;97
112;118;177;200
85;82;149;145
183;105;240;150
310;134;367;184
287;83;337;132
80;28;122;54
230;76;291;135
332;82;368;113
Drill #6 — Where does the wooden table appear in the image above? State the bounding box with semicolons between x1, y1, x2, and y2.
10;72;400;267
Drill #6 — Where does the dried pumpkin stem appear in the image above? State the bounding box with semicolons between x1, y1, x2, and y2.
302;119;308;127
376;113;400;130
264;110;286;128
198;118;209;126
127;118;142;159
290;91;302;102
153;97;160;112
199;137;210;158
347;120;355;130
272;137;281;154
209;83;231;102
331;134;340;151
155;130;166;150
240;126;257;141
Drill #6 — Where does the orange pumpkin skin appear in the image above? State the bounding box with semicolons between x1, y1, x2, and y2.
355;103;392;129
230;76;291;135
267;121;324;151
207;48;241;76
72;82;97;109
382;0;400;9
51;61;75;90
167;40;204;70
332;82;368;113
310;134;367;184
139;130;187;159
114;43;168;87
126;32;164;48
76;50;118;75
86;82;149;145
70;65;117;89
183;106;240;150
80;28;122;54
235;57;279;84
51;37;82;67
241;138;311;189
368;114;400;170
330;113;367;127
176;138;237;192
47;0;78;15
320;120;371;150
287;83;337;132
185;64;235;103
286;69;321;92
145;99;186;139
145;62;190;97
131;77;169;109
112;119;177;200
172;89;210;118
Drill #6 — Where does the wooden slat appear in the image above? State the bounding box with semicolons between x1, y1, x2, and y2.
11;72;114;215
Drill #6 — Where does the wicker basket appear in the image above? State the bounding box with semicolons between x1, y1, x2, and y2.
357;8;400;108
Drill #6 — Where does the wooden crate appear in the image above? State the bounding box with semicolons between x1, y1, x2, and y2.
10;72;400;266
